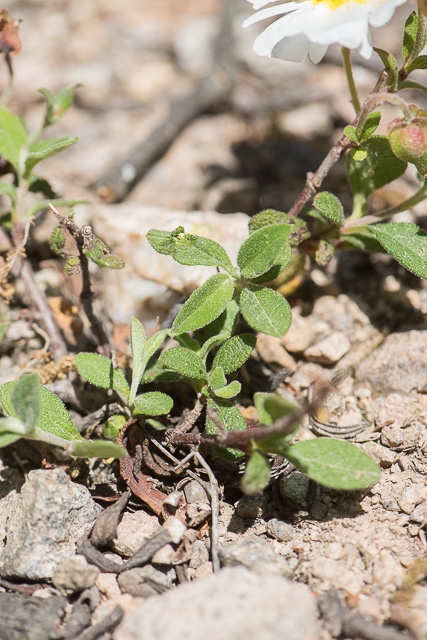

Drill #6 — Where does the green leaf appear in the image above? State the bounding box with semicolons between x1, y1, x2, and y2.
170;233;233;273
239;286;291;338
254;392;298;427
171;274;234;334
24;198;88;219
315;239;335;267
372;222;427;279
407;55;427;72
199;333;229;361
141;358;181;384
0;422;22;447
69;439;127;459
206;398;246;460
1;382;82;442
160;347;207;380
356;111;381;143
347;136;407;200
83;236;125;269
25;137;79;175
144;330;167;362
209;366;227;391
75;353;130;399
129;317;147;404
340;226;384;253
374;48;399;90
50;227;67;255
0;182;17;210
249;244;292;285
195;298;240;346
28;175;57;198
212;333;256;375
397;79;427;95
284;438;381;490
174;333;200;352
0;108;28;169
248;209;290;233
214;380;241;399
237;224;292;279
10;374;41;431
344;125;358;144
39;84;82;127
402;11;426;65
313;192;344;226
241;450;271;495
146;229;176;255
103;414;126;440
133;392;173;416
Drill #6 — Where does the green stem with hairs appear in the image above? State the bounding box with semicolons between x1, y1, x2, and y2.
342;47;361;115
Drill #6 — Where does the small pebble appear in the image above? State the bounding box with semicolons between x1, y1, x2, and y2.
267;519;294;542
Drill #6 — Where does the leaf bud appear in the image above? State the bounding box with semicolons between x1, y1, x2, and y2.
388;111;427;176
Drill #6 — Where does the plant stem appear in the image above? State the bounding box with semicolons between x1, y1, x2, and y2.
342;179;427;231
342;47;361;114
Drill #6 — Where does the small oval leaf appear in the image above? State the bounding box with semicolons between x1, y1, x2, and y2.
313;192;344;227
237;224;292;279
69;439;127;459
160;347;207;380
372;222;427;279
75;353;130;399
241;450;271;495
133;392;173;416
212;333;256;375
239;286;291;338
172;274;234;334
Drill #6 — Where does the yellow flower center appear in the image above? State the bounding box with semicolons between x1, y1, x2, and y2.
312;0;369;9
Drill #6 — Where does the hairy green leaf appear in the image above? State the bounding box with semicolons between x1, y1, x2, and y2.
212;333;256;375
1;382;82;442
372;222;427;279
206;398;246;460
397;79;427;94
237;224;292;279
284;438;381;490
356;111;381;143
254;392;298;427
171;233;233;273
160;347;207;380
50;227;67;255
10;374;41;430
129;317;146;404
199;333;229;361
0;182;18;210
374;48;399;90
241;450;271;495
347;136;407;200
195;298;240;345
239;286;291;338
249;244;292;284
340;226;384;252
313;192;344;227
172;274;234;334
344;125;358;144
84;237;125;269
133;392;173;416
146;229;176;255
213;380;241;399
407;55;427;72
25;137;79;175
75;353;130;399
209;366;227;391
402;11;426;65
39;84;82;127
0;108;27;169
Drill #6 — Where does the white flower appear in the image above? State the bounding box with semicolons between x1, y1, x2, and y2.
243;0;408;63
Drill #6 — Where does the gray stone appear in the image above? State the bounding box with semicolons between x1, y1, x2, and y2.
360;441;397;467
267;518;295;542
113;510;160;557
235;494;267;519
0;468;100;580
113;567;319;640
219;537;293;579
0;593;66;640
53;554;100;596
304;333;351;365
189;539;209;569
356;331;427;394
398;484;427;515
183;480;208;504
410;500;427;524
279;472;310;510
118;565;173;598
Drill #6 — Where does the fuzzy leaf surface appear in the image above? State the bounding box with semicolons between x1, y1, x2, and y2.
133;392;173;416
0;182;17;209
372;222;427;279
0;108;27;169
241;450;271;495
1;382;82;442
284;438;381;490
75;353;130;399
212;333;256;375
69;439;127;458
313;192;344;227
25;137;79;174
206;398;246;460
171;234;233;273
237;224;292;278
129;317;146;404
195;298;240;345
10;374;41;430
239;286;291;338
213;380;241;399
254;392;298;427
171;274;234;334
160;347;207;380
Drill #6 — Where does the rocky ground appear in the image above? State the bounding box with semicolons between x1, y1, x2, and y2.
0;0;426;639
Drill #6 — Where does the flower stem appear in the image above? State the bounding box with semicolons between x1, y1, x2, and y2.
342;47;361;115
341;179;427;231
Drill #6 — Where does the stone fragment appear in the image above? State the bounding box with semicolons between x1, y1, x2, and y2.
113;510;160;557
189;539;209;569
279;472;310;510
53;554;100;596
411;500;427;524
256;333;297;371
118;565;173;598
235;494;267;519
0;593;66;640
218;537;293;579
375;393;417;429
360;441;397;467
267;518;295;542
96;573;121;600
356;331;427;394
183;480;208;504
281;323;316;354
398;484;427;515
0;469;100;580
304;333;351;364
113;567;319;640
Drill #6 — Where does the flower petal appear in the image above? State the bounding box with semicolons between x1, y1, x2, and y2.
243;2;301;28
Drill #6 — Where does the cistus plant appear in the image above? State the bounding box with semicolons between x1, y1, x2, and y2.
1;4;427;495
